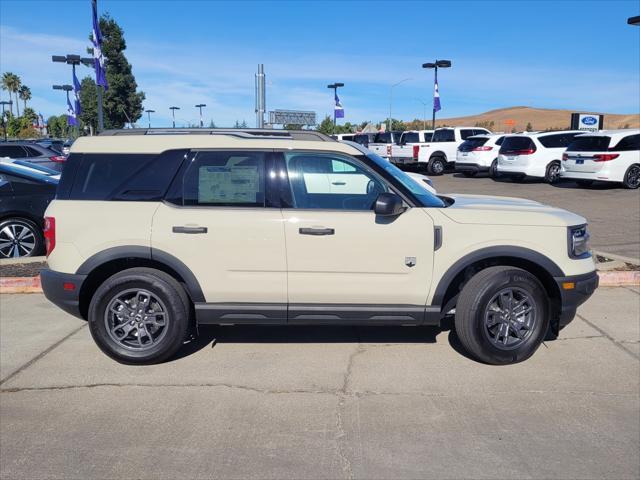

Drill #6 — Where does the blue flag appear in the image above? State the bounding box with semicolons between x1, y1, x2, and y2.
433;69;441;112
334;92;344;119
72;67;82;116
92;0;108;89
67;93;78;126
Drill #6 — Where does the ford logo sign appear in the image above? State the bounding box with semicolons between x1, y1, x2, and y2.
581;116;598;126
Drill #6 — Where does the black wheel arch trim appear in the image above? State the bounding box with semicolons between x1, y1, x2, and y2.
76;246;205;303
430;246;565;307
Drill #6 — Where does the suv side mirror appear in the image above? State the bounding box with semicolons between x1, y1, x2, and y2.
374;193;406;216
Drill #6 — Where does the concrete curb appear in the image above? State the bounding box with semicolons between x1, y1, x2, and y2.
1;270;639;295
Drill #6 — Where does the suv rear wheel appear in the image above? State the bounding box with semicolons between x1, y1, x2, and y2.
622;164;640;189
427;156;446;176
454;266;549;365
88;268;191;364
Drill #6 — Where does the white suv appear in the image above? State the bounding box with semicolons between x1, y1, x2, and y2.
497;131;584;183
41;128;597;366
416;127;492;175
455;134;506;177
560;129;640;189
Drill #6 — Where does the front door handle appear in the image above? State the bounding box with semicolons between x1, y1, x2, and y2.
299;227;335;236
172;226;208;234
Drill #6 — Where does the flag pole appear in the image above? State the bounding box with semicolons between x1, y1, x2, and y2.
92;0;105;132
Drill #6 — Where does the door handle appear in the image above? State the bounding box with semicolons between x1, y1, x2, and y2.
331;181;346;186
172;226;208;234
299;227;335;236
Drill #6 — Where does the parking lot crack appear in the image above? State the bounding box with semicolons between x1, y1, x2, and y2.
577;313;640;360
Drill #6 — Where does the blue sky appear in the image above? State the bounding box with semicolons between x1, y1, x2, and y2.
1;0;639;127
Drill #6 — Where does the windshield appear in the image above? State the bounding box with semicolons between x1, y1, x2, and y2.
373;132;393;144
363;152;445;207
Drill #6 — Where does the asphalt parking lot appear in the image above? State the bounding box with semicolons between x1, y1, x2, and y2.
1;287;638;480
429;173;640;261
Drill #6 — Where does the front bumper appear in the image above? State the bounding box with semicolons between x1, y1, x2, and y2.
40;268;87;319
553;270;599;328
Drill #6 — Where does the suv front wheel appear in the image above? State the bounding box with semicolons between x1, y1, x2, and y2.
454;266;549;365
88;268;191;364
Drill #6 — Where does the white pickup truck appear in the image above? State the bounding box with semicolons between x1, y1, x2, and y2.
416;126;492;174
368;131;403;160
390;130;433;165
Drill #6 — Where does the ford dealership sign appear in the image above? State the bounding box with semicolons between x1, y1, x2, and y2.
571;113;603;131
581;116;598;126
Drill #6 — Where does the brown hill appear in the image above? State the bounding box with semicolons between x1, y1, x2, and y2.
426;106;639;131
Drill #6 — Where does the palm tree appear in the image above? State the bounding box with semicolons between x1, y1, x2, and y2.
18;85;31;111
1;72;21;116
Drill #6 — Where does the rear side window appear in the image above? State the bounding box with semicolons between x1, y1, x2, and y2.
0;145;26;158
460;129;475;140
539;133;580;148
500;137;536;153
473;129;491;136
611;134;640;152
494;136;505;146
180;151;266;207
432;129;455;142
402;132;420;143
373;132;393;144
566;136;611;152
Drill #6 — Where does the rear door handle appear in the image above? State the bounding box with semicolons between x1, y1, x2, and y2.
172;226;208;234
299;227;335;236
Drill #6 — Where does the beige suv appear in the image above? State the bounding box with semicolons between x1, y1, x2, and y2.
41;129;598;365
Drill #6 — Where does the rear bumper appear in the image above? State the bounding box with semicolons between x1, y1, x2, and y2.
560;170;616;182
455;162;490;173
553;270;599;327
40;268;87;319
391;157;417;165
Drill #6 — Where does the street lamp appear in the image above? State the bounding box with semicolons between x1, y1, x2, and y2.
628;16;640;25
422;59;451;130
52;54;97;129
327;83;344;127
169;106;180;128
389;78;411;132
195;104;206;128
145;109;155;129
0;100;12;141
416;99;428;131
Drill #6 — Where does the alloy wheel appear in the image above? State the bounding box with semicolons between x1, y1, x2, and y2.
483;287;537;350
626;165;640;189
104;289;169;351
547;163;561;183
0;222;37;258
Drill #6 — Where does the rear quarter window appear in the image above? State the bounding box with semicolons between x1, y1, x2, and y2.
611;134;640;152
538;133;580;149
566;136;611;152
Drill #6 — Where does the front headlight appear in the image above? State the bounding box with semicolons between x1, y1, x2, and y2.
568;224;591;259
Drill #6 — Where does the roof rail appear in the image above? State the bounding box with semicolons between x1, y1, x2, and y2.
98;128;335;142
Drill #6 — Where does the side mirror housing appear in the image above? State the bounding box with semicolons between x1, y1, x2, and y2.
374;193;406;216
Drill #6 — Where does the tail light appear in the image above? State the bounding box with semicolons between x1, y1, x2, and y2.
49;155;66;163
562;153;569;161
502;148;536;155
473;146;493;151
44;216;56;257
412;145;420;160
386;145;392;156
593;154;619;162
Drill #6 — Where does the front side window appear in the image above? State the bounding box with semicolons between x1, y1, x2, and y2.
182;151;266;207
432;129;455;142
284;152;386;210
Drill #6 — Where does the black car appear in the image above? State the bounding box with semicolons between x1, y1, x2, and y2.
0;142;67;172
0;163;58;258
35;138;65;155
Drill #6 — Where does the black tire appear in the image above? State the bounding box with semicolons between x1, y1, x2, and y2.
622;164;640;189
454;266;550;365
88;267;191;365
545;161;561;184
576;179;594;187
489;159;500;179
0;217;44;258
427;156;446;176
461;171;477;177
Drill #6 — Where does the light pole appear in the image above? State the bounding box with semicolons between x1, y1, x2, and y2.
327;83;344;127
628;15;640;25
169;106;180;128
53;85;75;136
0;100;12;141
422;59;451;130
416;99;428;131
145;109;155;129
389;78;410;132
195;104;206;128
52;54;95;127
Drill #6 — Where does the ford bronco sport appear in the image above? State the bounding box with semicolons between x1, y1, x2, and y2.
41;129;598;365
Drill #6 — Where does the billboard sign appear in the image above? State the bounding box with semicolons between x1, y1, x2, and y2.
571;113;604;131
269;110;317;126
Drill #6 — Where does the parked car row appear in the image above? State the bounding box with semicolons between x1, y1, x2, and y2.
0;140;70;172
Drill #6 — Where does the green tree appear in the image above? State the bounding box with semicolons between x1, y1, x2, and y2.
78;76;98;133
1;72;21;116
46;115;71;139
18;85;31;111
88;14;145;129
317;115;334;135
